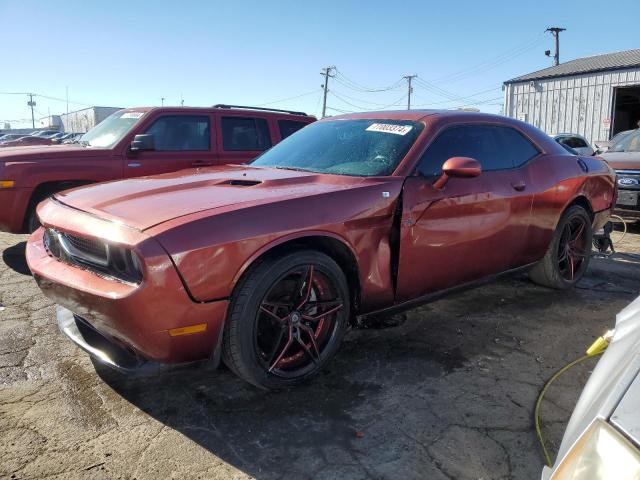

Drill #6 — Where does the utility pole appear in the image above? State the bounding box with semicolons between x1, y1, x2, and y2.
180;93;184;107
27;93;36;129
545;27;566;66
320;66;335;118
66;86;69;117
403;75;417;110
160;97;165;106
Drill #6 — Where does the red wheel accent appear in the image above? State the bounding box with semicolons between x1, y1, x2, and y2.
254;265;344;377
557;215;589;281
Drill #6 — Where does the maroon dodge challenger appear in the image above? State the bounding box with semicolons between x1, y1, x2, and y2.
26;110;616;389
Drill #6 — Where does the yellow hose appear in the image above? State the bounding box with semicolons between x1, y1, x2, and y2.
534;331;612;467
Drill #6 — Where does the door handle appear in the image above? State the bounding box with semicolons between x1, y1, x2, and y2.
127;162;141;168
511;181;526;192
192;161;213;167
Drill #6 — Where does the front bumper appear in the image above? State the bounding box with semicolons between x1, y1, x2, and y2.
57;305;161;373
27;223;229;366
614;205;640;219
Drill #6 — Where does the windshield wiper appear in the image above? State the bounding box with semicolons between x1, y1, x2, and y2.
274;166;314;173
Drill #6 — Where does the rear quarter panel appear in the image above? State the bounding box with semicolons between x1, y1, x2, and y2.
523;153;615;263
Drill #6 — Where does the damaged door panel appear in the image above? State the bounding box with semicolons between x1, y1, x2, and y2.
395;169;533;303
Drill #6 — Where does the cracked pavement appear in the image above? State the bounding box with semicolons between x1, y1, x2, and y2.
1;227;639;479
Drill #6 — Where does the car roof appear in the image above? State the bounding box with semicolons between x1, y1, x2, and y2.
321;109;511;123
124;106;316;119
552;133;587;138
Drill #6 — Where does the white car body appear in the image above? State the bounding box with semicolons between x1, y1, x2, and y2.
542;295;640;479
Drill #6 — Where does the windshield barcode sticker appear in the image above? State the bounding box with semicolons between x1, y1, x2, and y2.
366;123;413;136
121;112;145;119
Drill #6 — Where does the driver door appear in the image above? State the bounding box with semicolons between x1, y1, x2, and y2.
395;123;536;302
124;114;216;178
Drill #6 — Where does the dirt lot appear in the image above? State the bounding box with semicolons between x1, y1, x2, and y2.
1;227;639;480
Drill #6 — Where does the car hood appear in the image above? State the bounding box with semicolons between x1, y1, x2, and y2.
0;144;110;161
54;165;381;231
600;151;640;170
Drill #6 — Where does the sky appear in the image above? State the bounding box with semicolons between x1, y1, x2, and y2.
1;0;639;128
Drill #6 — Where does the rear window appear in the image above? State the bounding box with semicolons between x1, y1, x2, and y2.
558;136;588;149
221;117;272;151
278;120;308;140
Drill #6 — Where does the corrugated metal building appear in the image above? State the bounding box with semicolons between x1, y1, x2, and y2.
60;106;122;133
504;49;640;144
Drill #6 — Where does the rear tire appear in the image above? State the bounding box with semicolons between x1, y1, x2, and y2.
529;205;592;289
222;250;350;390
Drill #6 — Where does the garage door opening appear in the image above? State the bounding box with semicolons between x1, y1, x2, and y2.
612;85;640;136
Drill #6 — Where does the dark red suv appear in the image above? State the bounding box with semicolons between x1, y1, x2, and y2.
0;105;315;232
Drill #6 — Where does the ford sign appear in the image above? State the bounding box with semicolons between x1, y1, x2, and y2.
618;177;639;186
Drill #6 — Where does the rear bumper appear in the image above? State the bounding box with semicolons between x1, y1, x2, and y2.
27;226;229;365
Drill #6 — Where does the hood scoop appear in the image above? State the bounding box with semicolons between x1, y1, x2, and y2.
218;179;262;187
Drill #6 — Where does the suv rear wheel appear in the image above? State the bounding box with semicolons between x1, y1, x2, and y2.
222;250;350;389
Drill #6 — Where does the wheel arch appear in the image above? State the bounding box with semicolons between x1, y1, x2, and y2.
24;180;93;230
564;195;594;222
231;232;362;323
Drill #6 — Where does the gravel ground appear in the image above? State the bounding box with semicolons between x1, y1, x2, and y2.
1;225;639;480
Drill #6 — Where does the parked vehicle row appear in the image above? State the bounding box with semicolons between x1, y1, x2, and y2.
0;105;315;232
0;130;78;148
24;110;616;389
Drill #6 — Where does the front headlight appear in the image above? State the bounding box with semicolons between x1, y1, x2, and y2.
551;419;640;479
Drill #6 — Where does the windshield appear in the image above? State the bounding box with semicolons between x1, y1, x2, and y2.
251;119;424;176
81;110;146;148
609;129;640;153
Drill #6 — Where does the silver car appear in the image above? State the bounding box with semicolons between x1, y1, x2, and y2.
552;134;595;156
542;295;640;479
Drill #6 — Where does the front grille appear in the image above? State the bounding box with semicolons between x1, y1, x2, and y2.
43;228;142;284
615;170;640;191
62;233;108;264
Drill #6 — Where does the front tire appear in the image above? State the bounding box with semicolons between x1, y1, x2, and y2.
529;205;592;289
26;207;41;233
222;250;350;390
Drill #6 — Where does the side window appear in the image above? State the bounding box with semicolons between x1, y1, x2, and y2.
221;117;273;151
418;125;508;176
492;127;540;167
278;120;308;140
145;115;210;151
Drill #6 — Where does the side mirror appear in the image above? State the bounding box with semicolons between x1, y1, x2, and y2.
130;134;155;152
433;157;481;189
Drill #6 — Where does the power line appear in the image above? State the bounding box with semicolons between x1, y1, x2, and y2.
330;91;406;111
333;69;404;93
427;32;546;85
255;89;321;107
411;85;502;106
